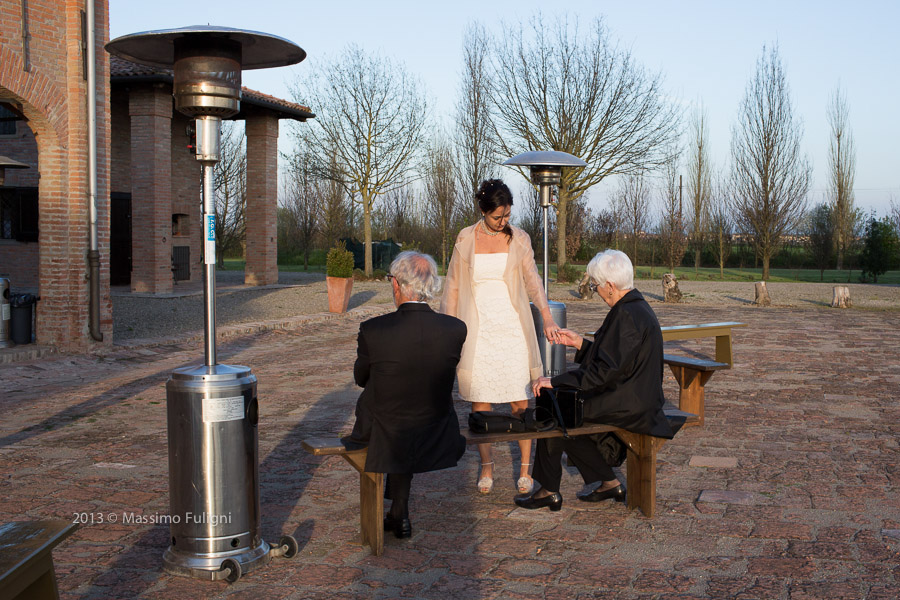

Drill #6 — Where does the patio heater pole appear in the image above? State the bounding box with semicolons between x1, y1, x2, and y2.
503;151;587;377
106;27;306;582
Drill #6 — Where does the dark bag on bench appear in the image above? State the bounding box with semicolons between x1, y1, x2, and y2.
537;388;584;434
468;408;556;434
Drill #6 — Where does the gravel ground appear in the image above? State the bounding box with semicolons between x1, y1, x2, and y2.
112;270;900;342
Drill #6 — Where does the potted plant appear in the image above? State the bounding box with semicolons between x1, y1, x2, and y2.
326;242;355;313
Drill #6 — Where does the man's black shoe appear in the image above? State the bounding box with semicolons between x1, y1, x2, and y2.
514;490;563;511
576;484;625;503
383;514;412;539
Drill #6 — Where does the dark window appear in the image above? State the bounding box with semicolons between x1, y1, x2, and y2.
0;105;17;136
0;188;39;242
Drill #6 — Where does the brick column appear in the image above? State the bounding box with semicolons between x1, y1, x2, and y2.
129;85;173;294
244;113;279;286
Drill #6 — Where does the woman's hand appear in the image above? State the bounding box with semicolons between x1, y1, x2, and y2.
555;328;584;350
543;319;561;344
531;376;553;397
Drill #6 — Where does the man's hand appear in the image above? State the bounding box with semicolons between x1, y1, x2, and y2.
531;376;553;397
555;328;584;350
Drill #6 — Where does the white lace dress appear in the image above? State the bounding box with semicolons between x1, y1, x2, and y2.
465;253;534;404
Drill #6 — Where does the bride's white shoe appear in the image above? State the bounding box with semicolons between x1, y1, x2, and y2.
477;462;494;494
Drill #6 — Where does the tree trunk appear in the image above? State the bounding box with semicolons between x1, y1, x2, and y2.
761;252;770;280
831;286;851;308
556;190;569;280
754;281;771;306
363;195;373;276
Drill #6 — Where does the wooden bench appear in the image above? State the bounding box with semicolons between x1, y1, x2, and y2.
302;407;695;556
0;520;78;600
587;322;746;427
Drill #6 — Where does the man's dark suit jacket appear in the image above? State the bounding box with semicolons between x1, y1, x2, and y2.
341;302;468;474
551;289;674;439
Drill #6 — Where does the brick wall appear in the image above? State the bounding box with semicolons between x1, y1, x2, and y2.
0;0;112;350
245;112;279;285
171;112;201;283
129;84;172;294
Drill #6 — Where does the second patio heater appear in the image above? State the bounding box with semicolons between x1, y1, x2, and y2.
504;151;587;377
106;26;305;582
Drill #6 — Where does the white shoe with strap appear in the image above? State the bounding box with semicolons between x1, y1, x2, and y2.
517;463;534;494
477;462;494;494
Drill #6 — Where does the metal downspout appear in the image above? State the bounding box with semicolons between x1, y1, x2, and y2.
86;0;102;341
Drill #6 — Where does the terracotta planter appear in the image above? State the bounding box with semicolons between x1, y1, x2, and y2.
326;276;354;313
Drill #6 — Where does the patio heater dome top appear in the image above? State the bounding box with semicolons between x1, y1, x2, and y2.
104;25;306;70
503;150;586;168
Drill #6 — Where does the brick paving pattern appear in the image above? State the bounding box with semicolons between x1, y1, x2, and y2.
1;300;899;599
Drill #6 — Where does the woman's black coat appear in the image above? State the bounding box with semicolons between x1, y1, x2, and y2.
551;289;674;439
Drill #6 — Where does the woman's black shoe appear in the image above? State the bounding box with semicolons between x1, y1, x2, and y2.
514;491;563;511
576;484;625;503
383;514;412;539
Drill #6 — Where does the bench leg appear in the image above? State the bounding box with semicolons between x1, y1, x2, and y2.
616;432;665;518
341;453;384;556
668;366;713;427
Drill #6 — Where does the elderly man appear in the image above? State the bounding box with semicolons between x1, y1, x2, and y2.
516;249;674;511
341;251;467;538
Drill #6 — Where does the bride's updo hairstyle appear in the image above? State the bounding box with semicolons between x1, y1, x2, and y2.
475;179;514;241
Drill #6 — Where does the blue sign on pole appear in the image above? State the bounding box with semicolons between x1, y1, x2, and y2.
205;214;216;264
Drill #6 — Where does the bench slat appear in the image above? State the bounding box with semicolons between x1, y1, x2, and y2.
663;354;729;371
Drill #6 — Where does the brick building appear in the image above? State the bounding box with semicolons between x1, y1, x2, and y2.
1;1;311;351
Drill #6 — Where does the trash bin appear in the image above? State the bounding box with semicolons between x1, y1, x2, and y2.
531;300;567;377
9;292;38;345
0;278;12;348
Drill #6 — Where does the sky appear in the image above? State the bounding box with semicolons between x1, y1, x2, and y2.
109;0;900;218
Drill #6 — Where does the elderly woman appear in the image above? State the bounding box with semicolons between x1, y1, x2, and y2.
515;249;674;511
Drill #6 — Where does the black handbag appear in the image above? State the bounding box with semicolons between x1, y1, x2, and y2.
537;388;584;436
468;411;526;433
468;409;556;434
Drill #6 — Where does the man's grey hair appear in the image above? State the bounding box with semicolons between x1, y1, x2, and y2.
586;249;634;291
390;251;442;301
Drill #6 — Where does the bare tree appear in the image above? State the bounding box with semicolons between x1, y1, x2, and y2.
214;121;246;268
317;150;351;250
827;86;857;270
280;149;320;269
292;45;427;275
658;151;688;273
488;15;680;275
708;178;733;279
618;173;651;265
804;203;834;281
516;185;544;255
423;134;461;269
686;106;712;271
890;193;900;235
729;45;811;280
455;23;496;220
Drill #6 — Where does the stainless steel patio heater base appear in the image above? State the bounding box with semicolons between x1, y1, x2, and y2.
163;364;298;582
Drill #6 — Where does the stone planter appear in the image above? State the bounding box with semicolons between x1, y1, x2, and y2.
326;276;353;313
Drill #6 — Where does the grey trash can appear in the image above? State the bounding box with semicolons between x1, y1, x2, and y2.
531;300;567;377
9;292;38;345
0;278;12;348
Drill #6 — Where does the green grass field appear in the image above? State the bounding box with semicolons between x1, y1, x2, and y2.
221;258;899;284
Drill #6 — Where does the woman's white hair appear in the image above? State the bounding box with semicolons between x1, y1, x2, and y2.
390;251;442;301
585;249;634;291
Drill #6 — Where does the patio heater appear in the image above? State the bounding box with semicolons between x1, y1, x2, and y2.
106;26;305;582
503;151;587;377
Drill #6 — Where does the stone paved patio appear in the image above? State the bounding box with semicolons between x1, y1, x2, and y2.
1;300;899;599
